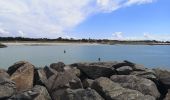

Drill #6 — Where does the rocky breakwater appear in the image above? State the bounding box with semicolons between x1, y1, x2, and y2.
0;43;7;48
0;60;170;100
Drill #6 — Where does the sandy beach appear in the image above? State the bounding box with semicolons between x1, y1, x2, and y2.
2;42;100;46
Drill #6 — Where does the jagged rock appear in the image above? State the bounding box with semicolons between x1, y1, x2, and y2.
110;75;160;99
153;68;170;88
165;89;170;100
36;66;83;100
0;77;16;99
130;69;157;80
113;60;146;71
71;62;117;79
9;85;51;100
116;66;133;75
49;71;83;99
60;88;104;100
82;79;94;88
7;61;30;75
91;77;155;100
35;68;48;86
64;66;81;77
9;61;34;93
50;62;65;72
0;69;9;78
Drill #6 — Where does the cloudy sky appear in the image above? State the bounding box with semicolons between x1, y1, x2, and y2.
0;0;169;40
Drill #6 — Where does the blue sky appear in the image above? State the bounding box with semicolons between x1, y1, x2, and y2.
0;0;170;40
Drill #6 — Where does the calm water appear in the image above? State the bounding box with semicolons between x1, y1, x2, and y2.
0;44;170;69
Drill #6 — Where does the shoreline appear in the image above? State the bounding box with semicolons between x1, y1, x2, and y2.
1;41;170;46
2;42;100;46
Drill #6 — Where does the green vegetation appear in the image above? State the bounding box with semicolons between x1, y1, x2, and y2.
0;37;170;45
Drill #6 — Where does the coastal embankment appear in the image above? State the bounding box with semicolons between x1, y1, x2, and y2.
0;43;7;48
0;60;170;100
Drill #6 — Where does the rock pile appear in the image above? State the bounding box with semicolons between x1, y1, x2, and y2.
0;60;170;100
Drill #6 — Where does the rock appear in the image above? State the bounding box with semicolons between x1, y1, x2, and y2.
9;61;34;93
0;77;16;99
0;69;9;78
37;66;83;100
7;61;30;75
110;75;160;99
153;68;170;88
50;62;65;72
82;79;94;88
31;85;52;100
116;66;133;75
0;43;7;48
165;89;170;100
9;85;51;100
132;64;147;71
130;69;157;80
64;66;81;77
71;62;117;79
35;68;48;86
60;88;104;100
113;60;146;71
91;77;155;100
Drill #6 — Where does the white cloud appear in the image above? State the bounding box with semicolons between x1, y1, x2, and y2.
0;0;154;38
143;33;170;41
124;0;154;6
0;28;10;36
110;32;170;41
112;32;123;40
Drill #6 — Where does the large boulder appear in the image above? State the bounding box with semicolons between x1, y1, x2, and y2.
50;71;83;100
0;77;16;99
36;66;83;100
50;62;65;72
71;62;117;79
130;69;157;81
113;60;146;71
82;79;94;88
165;89;170;100
153;68;170;88
60;88;104;100
0;69;9;78
91;77;155;100
110;75;160;99
9;61;34;93
7;61;30;75
116;66;133;75
9;85;51;100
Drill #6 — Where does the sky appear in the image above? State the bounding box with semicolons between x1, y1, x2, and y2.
0;0;169;40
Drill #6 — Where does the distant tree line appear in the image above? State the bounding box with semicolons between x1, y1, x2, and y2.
0;36;169;44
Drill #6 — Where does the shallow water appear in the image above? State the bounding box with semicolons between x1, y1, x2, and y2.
0;44;170;69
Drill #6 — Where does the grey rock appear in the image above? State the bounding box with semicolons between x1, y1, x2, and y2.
50;62;65;72
37;66;83;100
110;75;160;99
82;79;94;88
153;68;170;88
0;69;9;78
92;77;155;100
130;69;157;80
9;85;51;100
60;88;104;100
165;89;170;100
0;77;16;99
116;66;133;75
113;60;146;71
71;62;117;79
